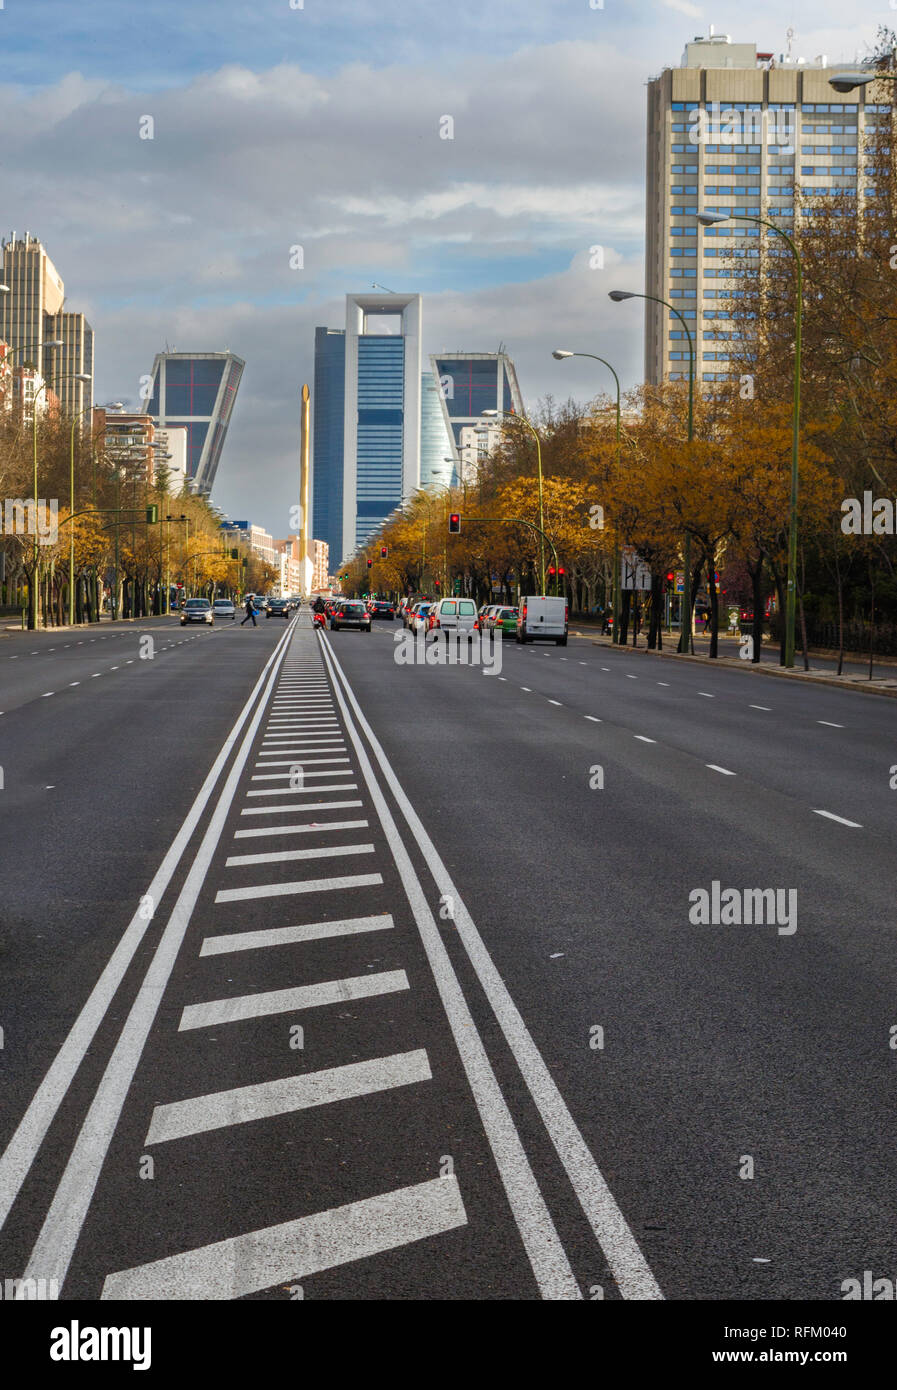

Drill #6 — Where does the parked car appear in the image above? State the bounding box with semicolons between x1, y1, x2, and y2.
266;597;291;619
516;594;568;646
212;598;236;621
181;598;214;627
427;596;478;639
330;600;371;632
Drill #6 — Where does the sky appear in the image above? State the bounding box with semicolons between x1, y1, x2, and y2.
0;0;886;535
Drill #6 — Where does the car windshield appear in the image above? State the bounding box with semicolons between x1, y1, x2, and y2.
213;600;231;607
342;603;365;612
185;600;209;609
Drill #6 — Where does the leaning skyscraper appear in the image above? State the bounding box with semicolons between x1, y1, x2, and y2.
143;350;244;494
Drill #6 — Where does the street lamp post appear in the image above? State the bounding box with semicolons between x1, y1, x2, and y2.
608;290;695;652
481;408;548;592
553;349;622;640
696;209;803;668
68;396;95;626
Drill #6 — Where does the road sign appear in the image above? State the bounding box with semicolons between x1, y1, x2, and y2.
621;547;651;591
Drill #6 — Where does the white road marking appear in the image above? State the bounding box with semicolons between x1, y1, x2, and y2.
68;682;80;687
548;699;562;706
101;1177;467;1300
697;691;714;698
251;770;354;783
579;661;586;666
657;682;670;687
520;686;531;692
235;818;368;839
225;843;374;868
91;673;101;678
817;720;844;728
200;913;393;956
255;757;349;768
214;871;380;902
584;715;601;723
626;674;638;680
179;969;408;1030
706;764;736;776
749;705;771;711
812;809;862;828
145;1050;431;1146
240;799;362;816
3;622;297;1266
498;676;507;681
42;692;54;698
634;735;656;743
320;633;659;1300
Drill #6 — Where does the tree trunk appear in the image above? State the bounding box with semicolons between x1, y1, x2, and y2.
708;552;719;659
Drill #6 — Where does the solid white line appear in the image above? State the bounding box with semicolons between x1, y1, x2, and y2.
254;757;349;768
812;809;862;828
179;970;408;1029
584;715;601;723
706;764;736;776
145;1050;431;1145
634;735;656;744
316;636;591;1300
225;843;374;868
200;913;393;956
817;720;844;728
251;769;354;781
234;819;367;839
214;872;381;902
101;1176;466;1300
11;620;296;1285
240;800;362;816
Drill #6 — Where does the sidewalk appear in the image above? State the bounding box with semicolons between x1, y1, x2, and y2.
567;622;897;699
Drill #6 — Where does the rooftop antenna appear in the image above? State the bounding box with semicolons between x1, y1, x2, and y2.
371;283;396;294
786;26;795;62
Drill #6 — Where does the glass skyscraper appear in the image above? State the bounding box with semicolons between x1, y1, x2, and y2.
312;327;346;570
429;352;524;479
144;350;244;494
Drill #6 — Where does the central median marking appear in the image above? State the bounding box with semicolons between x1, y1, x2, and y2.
178;968;408;1029
200;913;393;956
214;870;381;901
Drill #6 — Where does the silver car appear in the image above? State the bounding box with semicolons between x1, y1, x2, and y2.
180;598;214;626
213;599;236;620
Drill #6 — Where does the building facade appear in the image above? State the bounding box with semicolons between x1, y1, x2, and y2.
312;326;346;569
144;350;244;494
645;34;886;384
312;538;330;591
0;234;94;418
429;352;523;483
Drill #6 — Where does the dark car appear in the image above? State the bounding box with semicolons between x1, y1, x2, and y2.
266;597;291;619
330;601;371;632
371;600;395;620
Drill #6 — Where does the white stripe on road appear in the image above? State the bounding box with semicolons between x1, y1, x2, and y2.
706;764;736;776
254;757;350;768
657;682;670;687
234;819;368;839
225;843;374;868
101;1176;466;1300
251;769;354;781
200;913;394;956
240;799;362;816
179;969;408;1030
11;621;296;1288
215;872;381;902
749;705;771;711
697;691;714;698
584;715;601;723
321;631;656;1301
547;700;562;706
812;809;862;828
634;735;656;744
145;1050;431;1145
818;721;844;728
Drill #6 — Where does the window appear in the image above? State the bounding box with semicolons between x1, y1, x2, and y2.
459;601;476;615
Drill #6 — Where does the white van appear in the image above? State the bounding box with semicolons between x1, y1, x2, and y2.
427;596;478;639
516;594;568;646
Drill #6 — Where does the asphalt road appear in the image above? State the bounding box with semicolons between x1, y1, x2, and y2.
0;610;894;1301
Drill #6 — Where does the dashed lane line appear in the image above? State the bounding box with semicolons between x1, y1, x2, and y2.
706;764;737;776
812;809;862;828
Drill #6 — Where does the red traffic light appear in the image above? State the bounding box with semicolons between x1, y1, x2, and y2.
448;513;461;534
666;572;674;583
548;566;556;576
558;567;565;577
380;546;388;559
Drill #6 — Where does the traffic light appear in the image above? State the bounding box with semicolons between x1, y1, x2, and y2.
146;504;158;525
230;548;240;560
448;513;461;534
366;558;373;569
558;566;565;578
548;566;556;577
380;546;388;559
666;572;674;584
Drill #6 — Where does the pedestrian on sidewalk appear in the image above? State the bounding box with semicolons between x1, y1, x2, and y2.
240;594;257;627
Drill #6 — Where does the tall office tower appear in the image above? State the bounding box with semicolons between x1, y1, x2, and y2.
419;369;454;489
428;351;523;482
48;311;94;420
312;327;346;572
343;293;422;561
0;233;94;414
645;33;882;385
144;350;244;494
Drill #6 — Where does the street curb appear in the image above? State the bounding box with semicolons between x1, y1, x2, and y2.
567;629;897;699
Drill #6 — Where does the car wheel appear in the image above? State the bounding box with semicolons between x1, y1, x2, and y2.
557;636;567;646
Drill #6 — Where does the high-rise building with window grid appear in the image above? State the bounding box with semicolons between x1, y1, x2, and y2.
144;350;244;495
645;35;889;385
0;234;94;419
